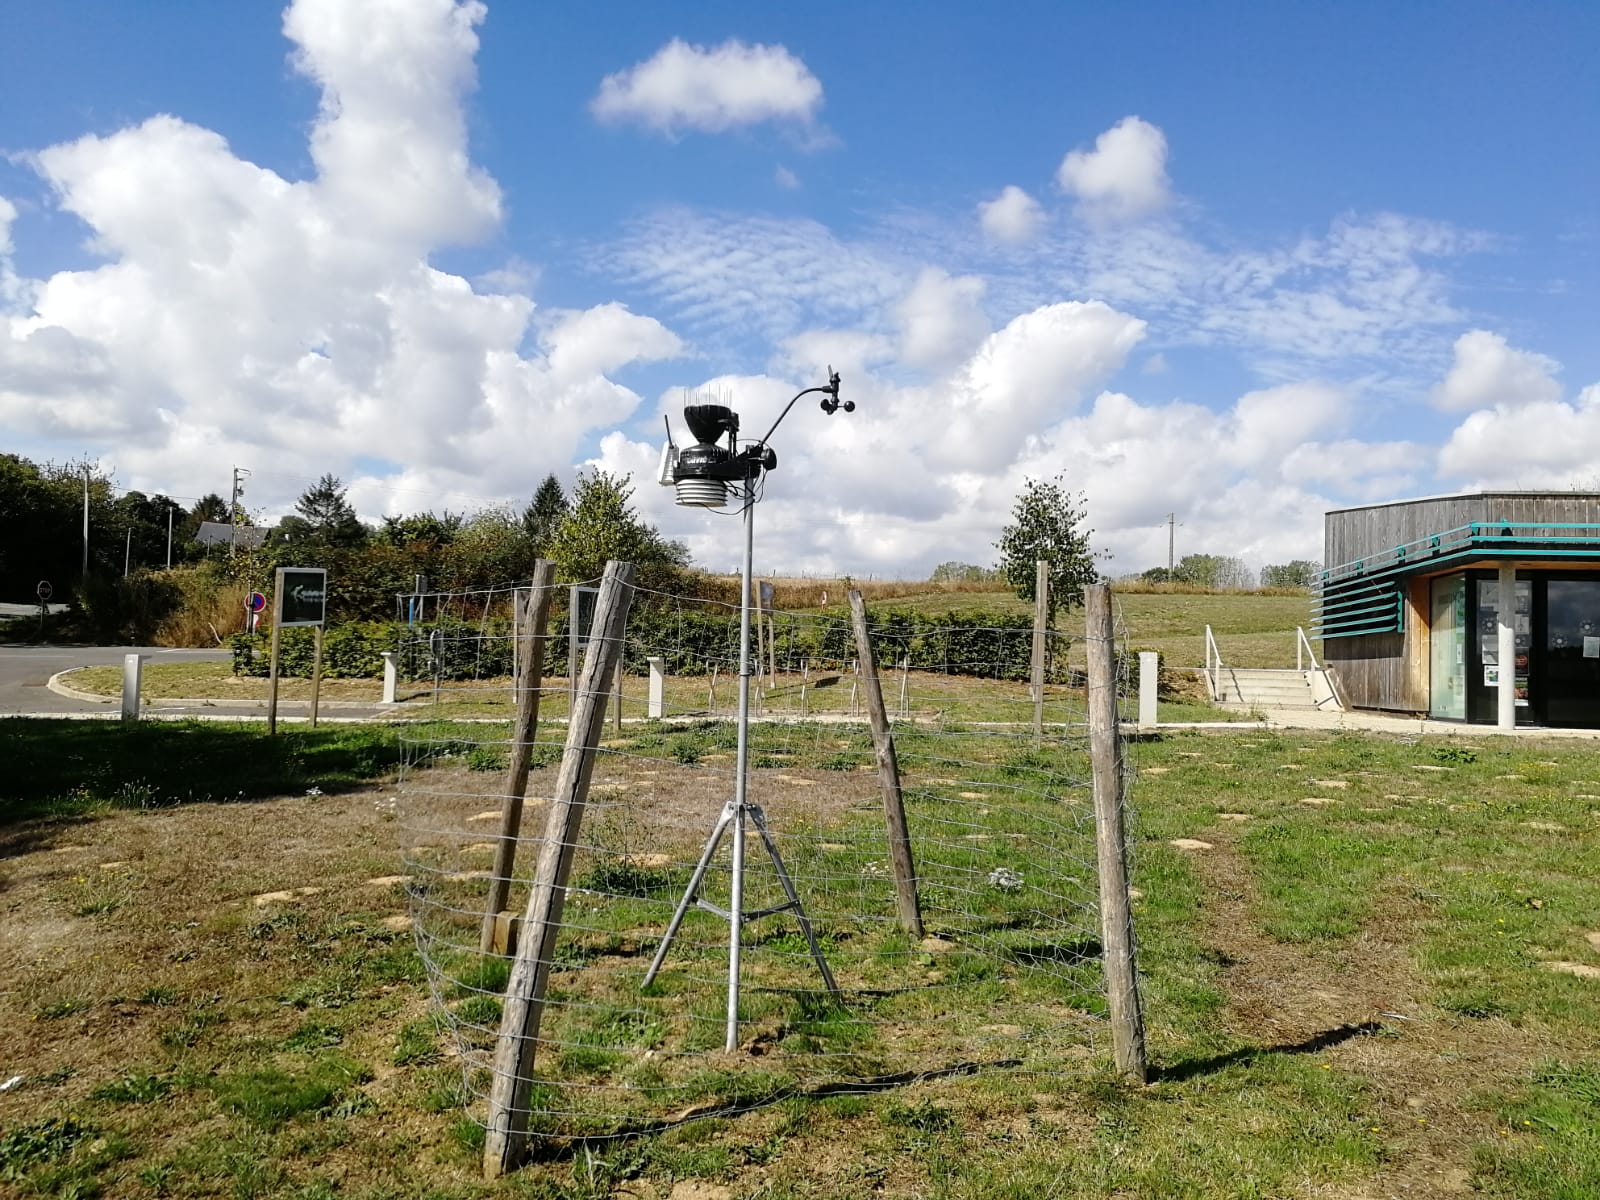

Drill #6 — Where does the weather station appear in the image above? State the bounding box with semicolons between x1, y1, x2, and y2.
645;370;854;1050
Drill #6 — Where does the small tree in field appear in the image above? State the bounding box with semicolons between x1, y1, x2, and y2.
994;475;1100;620
1260;559;1319;590
546;470;689;589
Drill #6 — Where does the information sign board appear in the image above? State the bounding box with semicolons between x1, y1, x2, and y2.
276;568;328;627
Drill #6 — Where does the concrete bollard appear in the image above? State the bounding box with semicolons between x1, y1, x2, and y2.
647;656;665;719
121;654;143;724
1138;651;1159;730
381;651;398;704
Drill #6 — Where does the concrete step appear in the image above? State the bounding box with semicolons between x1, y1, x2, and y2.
1215;668;1320;708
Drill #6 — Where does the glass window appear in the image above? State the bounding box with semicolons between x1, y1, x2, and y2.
1430;575;1466;720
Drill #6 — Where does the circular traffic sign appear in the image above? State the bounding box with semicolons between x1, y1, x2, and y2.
246;591;268;613
35;580;53;601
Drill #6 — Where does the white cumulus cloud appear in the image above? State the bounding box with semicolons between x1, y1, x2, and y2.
0;0;684;515
591;39;823;135
1439;382;1600;487
895;268;989;373
1056;116;1171;223
977;185;1043;243
1432;329;1562;411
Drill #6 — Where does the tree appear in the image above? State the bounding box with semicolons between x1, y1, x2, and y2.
293;474;367;548
521;474;568;554
381;511;463;547
443;506;540;588
546;470;690;589
929;561;994;583
1260;559;1320;590
1171;553;1255;590
993;475;1101;620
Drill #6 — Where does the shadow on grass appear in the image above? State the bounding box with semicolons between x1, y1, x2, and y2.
0;717;406;828
1152;1020;1384;1084
520;1055;1024;1167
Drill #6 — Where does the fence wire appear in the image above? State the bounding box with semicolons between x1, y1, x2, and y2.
394;579;1139;1142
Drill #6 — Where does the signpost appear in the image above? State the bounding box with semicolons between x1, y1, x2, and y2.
246;590;266;633
267;568;328;735
36;580;52;637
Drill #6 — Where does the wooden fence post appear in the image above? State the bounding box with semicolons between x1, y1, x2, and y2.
266;602;283;736
1031;559;1050;744
1086;582;1148;1082
848;591;924;939
480;560;557;953
482;560;636;1178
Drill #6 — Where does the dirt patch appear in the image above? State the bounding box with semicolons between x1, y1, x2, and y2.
1187;823;1553;1195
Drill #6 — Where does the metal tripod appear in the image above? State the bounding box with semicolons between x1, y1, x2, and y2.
641;479;838;1051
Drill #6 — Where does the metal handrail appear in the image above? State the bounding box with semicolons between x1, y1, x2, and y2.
1204;625;1222;701
1295;626;1319;672
1297;625;1348;711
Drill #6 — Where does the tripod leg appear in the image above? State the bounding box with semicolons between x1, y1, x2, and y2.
748;805;840;998
642;801;736;987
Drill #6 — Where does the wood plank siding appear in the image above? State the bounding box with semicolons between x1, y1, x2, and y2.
1326;493;1600;568
1324;493;1600;712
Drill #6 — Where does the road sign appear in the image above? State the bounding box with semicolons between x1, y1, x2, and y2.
246;591;267;613
36;580;53;601
275;567;328;627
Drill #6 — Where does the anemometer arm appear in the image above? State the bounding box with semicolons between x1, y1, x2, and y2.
756;368;851;450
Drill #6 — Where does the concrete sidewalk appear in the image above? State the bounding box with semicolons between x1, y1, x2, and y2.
1196;704;1600;741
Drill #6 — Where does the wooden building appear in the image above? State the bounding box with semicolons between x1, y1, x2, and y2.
1318;492;1600;726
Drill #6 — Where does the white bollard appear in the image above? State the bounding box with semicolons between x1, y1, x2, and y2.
1137;651;1159;730
381;651;399;704
121;654;143;724
647;656;665;719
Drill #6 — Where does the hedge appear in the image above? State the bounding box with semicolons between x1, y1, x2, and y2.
229;605;1067;683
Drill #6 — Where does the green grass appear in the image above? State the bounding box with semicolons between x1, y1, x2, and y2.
0;716;511;823
211;1056;371;1130
6;716;1599;1197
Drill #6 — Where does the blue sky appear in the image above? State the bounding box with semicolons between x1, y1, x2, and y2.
2;1;1596;577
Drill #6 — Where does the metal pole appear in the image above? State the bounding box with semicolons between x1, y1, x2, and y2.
166;506;173;568
81;467;89;581
123;527;131;578
1497;563;1516;730
726;478;756;1052
1167;513;1175;582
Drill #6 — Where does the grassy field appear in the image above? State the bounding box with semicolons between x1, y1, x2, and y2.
3;716;1598;1197
65;583;1305;723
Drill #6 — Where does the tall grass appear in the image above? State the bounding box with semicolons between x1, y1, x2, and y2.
153;573;251;646
1111;578;1312;598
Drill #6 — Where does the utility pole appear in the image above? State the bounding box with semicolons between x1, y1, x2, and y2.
124;527;132;578
81;466;90;581
1167;512;1176;583
166;505;173;568
230;466;250;556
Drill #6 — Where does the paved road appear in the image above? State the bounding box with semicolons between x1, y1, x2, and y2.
0;644;230;715
0;602;70;617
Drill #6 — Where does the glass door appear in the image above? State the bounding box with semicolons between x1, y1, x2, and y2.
1542;578;1600;728
1469;575;1532;724
1430;575;1466;720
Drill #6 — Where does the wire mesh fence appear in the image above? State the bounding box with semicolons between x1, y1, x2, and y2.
393;570;1139;1149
